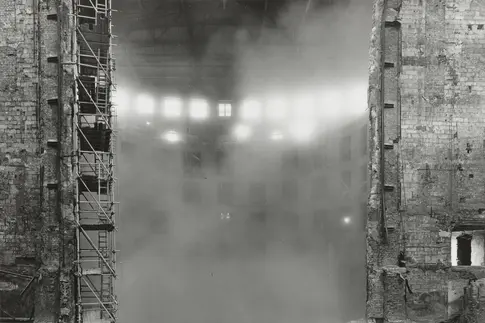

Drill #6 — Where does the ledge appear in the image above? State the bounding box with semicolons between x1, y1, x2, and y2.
382;265;407;274
451;266;485;279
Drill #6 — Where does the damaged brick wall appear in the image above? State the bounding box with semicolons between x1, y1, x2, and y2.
367;0;485;322
0;1;75;322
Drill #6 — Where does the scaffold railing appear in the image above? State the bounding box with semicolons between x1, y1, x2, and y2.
73;1;117;323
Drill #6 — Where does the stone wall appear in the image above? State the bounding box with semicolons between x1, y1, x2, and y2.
0;0;75;322
367;0;485;322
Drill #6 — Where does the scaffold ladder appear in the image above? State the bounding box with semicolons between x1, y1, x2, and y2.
74;1;117;323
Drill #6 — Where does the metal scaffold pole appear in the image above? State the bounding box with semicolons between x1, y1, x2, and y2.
73;1;118;323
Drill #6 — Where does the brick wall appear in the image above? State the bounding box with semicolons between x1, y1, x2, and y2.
0;0;75;322
367;0;485;322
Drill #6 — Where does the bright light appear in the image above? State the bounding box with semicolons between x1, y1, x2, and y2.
240;99;262;120
113;88;129;116
135;94;155;114
343;216;351;224
233;124;252;140
320;90;343;119
146;121;151;125
162;130;181;143
290;120;315;141
189;99;209;119
266;98;287;120
163;97;182;118
270;131;284;141
294;95;315;119
218;103;232;117
346;86;367;116
220;212;231;220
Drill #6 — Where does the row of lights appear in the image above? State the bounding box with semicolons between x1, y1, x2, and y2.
121;93;348;121
219;213;353;225
161;121;315;144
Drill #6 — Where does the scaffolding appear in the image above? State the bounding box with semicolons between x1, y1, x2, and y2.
73;1;117;323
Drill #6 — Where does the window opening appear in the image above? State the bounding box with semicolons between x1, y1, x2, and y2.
312;176;326;200
457;234;472;266
215;149;226;174
340;136;351;161
451;229;485;266
218;182;233;205
183;182;201;204
249;183;266;205
218;103;232;117
282;150;299;171
183;151;202;175
282;180;298;201
342;170;352;190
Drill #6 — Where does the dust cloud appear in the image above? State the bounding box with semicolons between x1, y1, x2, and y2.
115;1;372;323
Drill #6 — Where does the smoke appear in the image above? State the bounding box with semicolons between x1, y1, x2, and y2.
231;0;371;119
115;1;372;323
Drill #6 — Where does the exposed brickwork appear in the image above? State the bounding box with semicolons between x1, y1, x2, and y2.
367;0;485;322
0;0;75;322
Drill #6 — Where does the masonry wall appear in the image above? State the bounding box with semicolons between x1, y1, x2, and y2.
0;1;75;322
367;0;485;322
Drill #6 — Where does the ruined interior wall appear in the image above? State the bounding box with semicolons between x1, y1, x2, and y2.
367;0;485;322
0;0;75;322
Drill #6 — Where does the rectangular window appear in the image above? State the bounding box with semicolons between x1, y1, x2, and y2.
282;150;299;171
251;211;266;224
340;136;351;161
183;151;202;175
282;180;298;201
313;209;330;232
216;145;233;175
342;170;352;190
312;152;324;170
312;176;326;200
249;182;266;205
218;103;232;117
183;182;201;204
217;182;233;205
281;212;299;228
215;149;225;174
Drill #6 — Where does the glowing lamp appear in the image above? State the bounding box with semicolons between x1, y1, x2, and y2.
162;130;181;143
270;131;284;141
